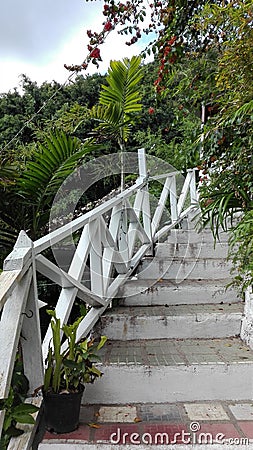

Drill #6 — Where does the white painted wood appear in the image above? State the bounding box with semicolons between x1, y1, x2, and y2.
0;270;22;311
90;219;104;297
35;255;105;306
42;222;98;360
151;177;172;236
100;217;127;273
118;204;129;266
142;188;152;242
177;171;191;216
137;148;148;180
0;410;5;439
7;397;42;450
3;231;32;271
154;206;193;242
0;269;32;437
149;170;180;181
170;175;178;223
21;282;44;395
126;202;150;244
189;169;198;203
33;179;145;254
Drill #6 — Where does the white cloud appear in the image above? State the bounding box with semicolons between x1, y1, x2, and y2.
0;1;154;93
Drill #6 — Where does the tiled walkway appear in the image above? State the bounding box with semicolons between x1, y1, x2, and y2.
40;400;253;447
98;337;253;366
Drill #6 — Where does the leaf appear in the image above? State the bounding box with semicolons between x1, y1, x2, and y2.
13;403;39;415
97;335;108;350
134;417;142;423
13;414;35;425
88;423;101;428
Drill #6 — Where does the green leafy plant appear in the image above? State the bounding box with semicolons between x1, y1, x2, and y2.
0;357;39;449
43;310;107;394
228;210;253;293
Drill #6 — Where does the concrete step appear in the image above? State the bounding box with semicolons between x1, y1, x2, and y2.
136;256;233;281
119;279;239;306
155;241;229;259
96;304;243;340
167;229;229;244
84;337;253;404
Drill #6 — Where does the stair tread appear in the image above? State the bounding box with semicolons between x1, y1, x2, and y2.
104;303;244;317
99;337;253;366
125;278;236;287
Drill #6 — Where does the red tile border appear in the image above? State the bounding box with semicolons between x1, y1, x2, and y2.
237;421;253;439
93;423;141;443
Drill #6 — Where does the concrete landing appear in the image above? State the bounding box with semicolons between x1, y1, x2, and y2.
97;303;243;339
38;400;253;448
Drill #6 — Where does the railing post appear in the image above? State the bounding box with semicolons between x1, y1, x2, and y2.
138;148;152;242
21;234;44;394
189;168;198;204
170;175;179;223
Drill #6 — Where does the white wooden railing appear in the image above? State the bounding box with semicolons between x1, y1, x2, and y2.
0;149;198;446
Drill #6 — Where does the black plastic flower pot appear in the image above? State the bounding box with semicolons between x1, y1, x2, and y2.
43;386;84;433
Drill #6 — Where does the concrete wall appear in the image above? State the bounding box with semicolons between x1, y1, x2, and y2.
241;288;253;349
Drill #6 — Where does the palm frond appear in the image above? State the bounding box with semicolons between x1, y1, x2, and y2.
91;56;143;145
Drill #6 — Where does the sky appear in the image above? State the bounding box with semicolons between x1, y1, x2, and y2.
0;0;151;94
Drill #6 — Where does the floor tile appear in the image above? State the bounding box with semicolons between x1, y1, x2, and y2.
228;403;253;420
195;423;241;443
237;421;253;439
184;403;229;421
98;405;137;423
139;404;182;422
142;423;188;444
94;423;141;443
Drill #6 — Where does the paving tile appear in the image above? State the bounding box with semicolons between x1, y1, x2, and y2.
98;405;137;423
237;421;253;439
142;423;188;444
79;405;97;424
184;403;229;421
228;403;253;420
195;423;241;443
139;404;182;422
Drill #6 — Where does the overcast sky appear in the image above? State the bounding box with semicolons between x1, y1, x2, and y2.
0;0;149;94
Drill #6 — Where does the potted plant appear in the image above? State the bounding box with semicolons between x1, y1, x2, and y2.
42;310;107;433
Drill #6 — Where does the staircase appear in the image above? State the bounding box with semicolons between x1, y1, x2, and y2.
84;222;253;404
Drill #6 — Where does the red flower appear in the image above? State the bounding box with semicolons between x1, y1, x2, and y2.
104;21;113;31
148;107;155;115
90;48;101;59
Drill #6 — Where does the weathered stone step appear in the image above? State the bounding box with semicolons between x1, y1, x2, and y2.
136;256;233;281
96;304;243;340
84;337;253;404
155;241;229;259
167;229;229;244
119;279;239;306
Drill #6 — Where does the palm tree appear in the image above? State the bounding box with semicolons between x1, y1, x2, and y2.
91;55;143;190
0;131;98;263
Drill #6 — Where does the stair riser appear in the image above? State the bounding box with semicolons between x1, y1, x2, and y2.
136;259;232;280
119;283;238;306
97;314;242;340
167;230;229;244
156;243;228;259
84;364;253;404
